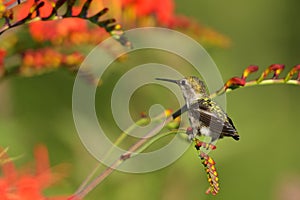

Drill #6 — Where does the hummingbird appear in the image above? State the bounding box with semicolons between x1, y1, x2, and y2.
156;76;239;143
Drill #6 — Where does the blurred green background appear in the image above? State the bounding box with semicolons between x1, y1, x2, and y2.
1;0;300;199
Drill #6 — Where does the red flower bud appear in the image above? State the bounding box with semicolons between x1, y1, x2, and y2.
292;64;300;81
241;65;259;80
269;64;285;79
225;77;246;90
257;64;285;82
284;64;300;81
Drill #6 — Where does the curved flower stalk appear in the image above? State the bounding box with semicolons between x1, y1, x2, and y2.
68;110;181;200
0;0;130;46
212;64;300;97
171;64;300;118
198;152;219;195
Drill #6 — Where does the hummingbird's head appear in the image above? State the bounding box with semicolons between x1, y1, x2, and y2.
156;76;208;106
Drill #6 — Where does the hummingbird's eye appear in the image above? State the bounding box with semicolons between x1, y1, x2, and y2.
181;80;186;85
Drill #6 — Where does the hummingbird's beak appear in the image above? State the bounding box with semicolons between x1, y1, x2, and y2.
155;78;178;84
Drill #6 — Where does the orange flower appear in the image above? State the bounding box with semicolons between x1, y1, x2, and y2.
20;48;84;75
12;0;228;48
257;64;285;83
16;0;88;44
120;0;174;25
29;18;87;44
285;64;300;81
224;77;246;90
63;52;84;66
0;0;6;16
16;0;53;19
28;20;60;43
152;0;174;25
164;109;173;117
22;48;62;69
118;0;230;47
241;65;259;80
0;145;69;200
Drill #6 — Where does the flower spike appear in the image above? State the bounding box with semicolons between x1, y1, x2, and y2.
199;152;220;195
208;64;300;98
193;138;219;195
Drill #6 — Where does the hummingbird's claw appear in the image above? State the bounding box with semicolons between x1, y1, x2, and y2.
194;139;216;151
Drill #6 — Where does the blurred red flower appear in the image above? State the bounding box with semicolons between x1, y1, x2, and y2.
0;145;69;200
225;77;246;90
0;0;231;79
16;0;87;44
11;0;229;48
117;0;230;47
20;48;84;75
242;65;259;80
0;0;6;15
121;0;174;25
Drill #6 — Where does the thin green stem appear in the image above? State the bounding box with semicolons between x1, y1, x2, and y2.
69;116;173;200
73;117;150;195
71;112;170;199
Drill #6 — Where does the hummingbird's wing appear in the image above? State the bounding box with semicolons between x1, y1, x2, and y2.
189;99;239;140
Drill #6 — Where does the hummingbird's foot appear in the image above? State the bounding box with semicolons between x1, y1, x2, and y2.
185;127;195;141
194;139;216;150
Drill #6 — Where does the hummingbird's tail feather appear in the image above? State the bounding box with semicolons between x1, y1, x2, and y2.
223;132;239;141
232;133;240;140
